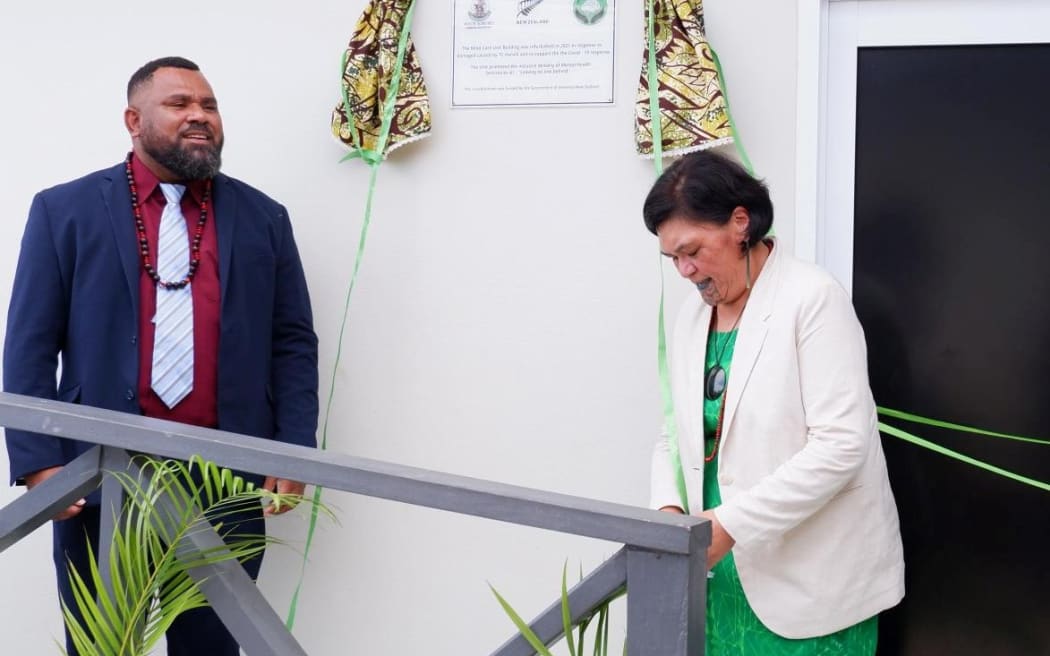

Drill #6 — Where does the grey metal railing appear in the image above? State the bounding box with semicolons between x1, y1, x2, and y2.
0;392;709;655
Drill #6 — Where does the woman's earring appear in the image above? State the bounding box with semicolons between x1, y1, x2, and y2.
743;241;752;290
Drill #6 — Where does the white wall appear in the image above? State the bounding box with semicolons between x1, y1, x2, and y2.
0;1;797;653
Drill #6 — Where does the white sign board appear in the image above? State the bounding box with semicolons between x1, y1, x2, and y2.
452;0;616;107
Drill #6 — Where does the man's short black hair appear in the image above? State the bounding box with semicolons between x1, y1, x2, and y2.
127;56;200;102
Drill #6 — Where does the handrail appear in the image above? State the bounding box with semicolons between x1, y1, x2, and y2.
0;392;703;553
0;392;709;654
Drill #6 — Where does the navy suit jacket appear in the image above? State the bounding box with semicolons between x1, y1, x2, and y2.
4;162;318;489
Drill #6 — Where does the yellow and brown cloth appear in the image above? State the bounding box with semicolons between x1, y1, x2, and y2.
635;0;734;158
332;0;431;159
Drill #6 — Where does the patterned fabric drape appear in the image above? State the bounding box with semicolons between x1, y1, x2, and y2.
635;0;734;158
332;0;431;158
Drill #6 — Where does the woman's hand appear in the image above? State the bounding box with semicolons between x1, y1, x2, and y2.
700;509;735;568
659;506;735;569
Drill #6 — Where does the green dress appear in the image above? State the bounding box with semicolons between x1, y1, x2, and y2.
702;328;878;656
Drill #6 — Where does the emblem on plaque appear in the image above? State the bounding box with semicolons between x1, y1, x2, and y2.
573;0;607;24
468;0;491;20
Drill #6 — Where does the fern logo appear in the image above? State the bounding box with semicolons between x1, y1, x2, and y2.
518;0;546;16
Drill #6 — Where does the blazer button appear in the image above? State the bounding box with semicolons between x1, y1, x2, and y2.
718;473;733;486
130;335;137;345
125;389;135;401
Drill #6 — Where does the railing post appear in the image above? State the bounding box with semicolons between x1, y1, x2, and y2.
97;446;131;604
625;521;709;655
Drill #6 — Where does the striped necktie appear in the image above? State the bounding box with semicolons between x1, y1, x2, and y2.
152;183;194;409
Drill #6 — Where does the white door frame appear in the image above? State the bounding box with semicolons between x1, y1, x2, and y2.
795;0;1050;291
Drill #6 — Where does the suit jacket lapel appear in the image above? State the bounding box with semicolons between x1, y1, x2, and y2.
102;164;140;320
212;174;237;303
721;242;782;447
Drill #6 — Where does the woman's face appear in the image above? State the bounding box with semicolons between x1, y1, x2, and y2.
657;210;750;306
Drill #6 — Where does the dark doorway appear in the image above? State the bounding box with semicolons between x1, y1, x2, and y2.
853;44;1050;655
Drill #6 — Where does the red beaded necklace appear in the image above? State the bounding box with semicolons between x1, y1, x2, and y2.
706;397;727;462
124;153;211;290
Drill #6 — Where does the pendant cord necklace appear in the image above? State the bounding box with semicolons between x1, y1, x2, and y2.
704;302;744;401
704;306;742;462
704;247;755;461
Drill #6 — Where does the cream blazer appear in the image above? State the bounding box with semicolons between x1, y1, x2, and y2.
650;242;905;639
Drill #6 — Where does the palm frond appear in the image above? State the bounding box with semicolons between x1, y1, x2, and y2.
61;455;330;656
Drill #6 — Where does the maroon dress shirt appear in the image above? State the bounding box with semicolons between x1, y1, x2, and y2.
131;154;221;428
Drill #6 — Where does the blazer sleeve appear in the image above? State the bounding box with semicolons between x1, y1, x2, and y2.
650;421;685;511
650;295;703;513
715;279;877;546
4;193;69;484
268;207;319;449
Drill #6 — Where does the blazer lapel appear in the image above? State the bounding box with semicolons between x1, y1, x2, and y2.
102;164;140;320
721;242;783;447
679;300;712;477
212;174;238;303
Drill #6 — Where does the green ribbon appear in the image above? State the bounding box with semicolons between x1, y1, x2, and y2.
648;2;758;510
878;419;1050;493
648;0;689;510
877;407;1049;493
285;0;419;630
878;407;1050;446
646;0;663;171
708;46;753;176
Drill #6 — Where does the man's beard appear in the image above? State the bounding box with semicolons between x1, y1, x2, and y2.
141;122;223;181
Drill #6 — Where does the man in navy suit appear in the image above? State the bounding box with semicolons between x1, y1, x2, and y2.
3;56;318;655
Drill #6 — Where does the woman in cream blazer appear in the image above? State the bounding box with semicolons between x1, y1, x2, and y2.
646;151;904;649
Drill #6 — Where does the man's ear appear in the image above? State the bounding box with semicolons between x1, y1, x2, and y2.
124;106;140;138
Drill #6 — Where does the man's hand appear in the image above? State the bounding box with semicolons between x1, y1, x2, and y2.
25;466;86;521
261;476;306;516
699;509;735;569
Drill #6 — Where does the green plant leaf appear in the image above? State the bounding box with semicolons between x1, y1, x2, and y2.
488;583;555;656
600;604;610;656
561;562;577;656
577;615;589;656
489;563;629;656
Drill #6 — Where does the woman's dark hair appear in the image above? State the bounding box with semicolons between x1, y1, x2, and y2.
642;150;773;246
